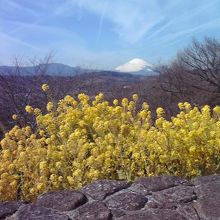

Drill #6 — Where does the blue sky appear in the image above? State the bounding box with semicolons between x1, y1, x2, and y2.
0;0;220;69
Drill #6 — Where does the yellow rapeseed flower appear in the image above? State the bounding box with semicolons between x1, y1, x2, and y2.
46;102;53;111
132;94;138;102
41;84;49;92
113;99;118;105
12;114;18;120
156;107;165;117
25;105;33;113
1;90;220;202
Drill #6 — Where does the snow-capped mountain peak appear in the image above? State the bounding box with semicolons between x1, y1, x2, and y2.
115;58;153;73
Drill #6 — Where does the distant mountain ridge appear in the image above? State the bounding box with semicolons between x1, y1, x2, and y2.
0;60;158;76
0;63;92;76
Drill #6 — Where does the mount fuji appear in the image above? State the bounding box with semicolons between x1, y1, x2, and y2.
115;58;156;76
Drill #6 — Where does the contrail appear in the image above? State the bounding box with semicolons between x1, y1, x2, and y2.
96;0;108;44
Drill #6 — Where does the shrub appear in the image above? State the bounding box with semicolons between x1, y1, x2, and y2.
0;85;220;201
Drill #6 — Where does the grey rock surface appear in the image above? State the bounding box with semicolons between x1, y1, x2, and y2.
14;204;70;220
193;175;220;220
176;204;200;220
105;192;148;217
80;180;131;201
36;190;87;211
135;175;191;192
1;174;220;220
146;185;196;209
0;201;23;219
67;201;111;220
117;208;187;220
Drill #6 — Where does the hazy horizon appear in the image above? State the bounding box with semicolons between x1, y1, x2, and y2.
1;0;220;70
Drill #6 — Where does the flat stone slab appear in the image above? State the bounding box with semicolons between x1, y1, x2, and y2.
0;201;24;219
2;175;220;219
67;201;111;220
117;208;186;220
36;190;87;211
105;192;148;217
135;175;191;192
80;179;131;200
192;174;220;186
176;203;200;220
193;176;220;220
14;204;70;220
146;185;197;209
127;182;150;196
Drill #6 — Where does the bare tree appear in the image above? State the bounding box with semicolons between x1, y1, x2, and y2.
179;37;220;104
0;55;53;136
157;37;220;111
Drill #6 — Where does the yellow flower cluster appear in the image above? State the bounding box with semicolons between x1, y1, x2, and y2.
41;84;49;92
1;92;220;201
12;114;18;120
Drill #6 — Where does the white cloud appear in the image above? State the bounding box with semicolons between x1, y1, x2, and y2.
0;32;42;65
65;0;220;45
0;0;38;18
0;0;220;68
67;0;164;43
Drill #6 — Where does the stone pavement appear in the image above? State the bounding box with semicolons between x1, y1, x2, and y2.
1;175;220;220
